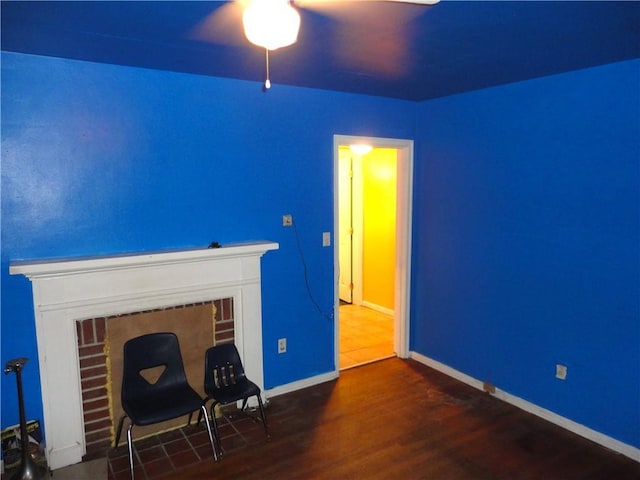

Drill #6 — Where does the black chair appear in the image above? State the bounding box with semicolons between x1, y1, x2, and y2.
114;332;218;480
200;343;269;456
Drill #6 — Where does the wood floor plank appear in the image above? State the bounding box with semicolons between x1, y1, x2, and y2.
158;358;639;479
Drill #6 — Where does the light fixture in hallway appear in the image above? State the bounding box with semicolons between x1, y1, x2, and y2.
349;144;373;156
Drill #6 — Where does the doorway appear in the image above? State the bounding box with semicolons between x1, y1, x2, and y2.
333;135;414;372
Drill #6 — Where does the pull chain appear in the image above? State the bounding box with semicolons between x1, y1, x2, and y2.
264;48;271;91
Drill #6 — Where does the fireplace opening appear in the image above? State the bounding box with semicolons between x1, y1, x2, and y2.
76;298;235;460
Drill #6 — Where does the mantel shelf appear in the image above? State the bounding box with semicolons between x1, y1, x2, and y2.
10;241;279;278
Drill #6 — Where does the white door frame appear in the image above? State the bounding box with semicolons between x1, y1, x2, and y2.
333;134;414;370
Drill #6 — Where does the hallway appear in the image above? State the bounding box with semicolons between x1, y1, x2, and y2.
339;304;394;370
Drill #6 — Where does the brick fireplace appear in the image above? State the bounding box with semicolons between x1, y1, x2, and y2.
10;241;278;470
76;297;235;460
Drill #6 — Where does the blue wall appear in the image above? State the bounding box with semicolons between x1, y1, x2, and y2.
412;59;640;448
2;51;639;453
0;52;416;432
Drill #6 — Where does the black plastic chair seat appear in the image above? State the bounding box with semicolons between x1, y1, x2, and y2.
209;379;260;405
122;386;204;426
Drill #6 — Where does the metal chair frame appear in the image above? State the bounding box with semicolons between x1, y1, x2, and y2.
114;332;218;479
199;343;269;456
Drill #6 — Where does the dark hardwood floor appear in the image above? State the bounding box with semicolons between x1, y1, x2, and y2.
134;358;638;479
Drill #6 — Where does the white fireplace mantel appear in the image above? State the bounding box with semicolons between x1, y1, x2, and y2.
10;241;278;469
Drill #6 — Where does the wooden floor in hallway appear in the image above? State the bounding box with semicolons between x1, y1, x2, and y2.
339;303;394;370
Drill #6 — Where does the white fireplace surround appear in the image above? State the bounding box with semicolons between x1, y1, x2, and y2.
10;241;279;470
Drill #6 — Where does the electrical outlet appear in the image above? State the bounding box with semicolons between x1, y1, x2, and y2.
556;364;567;380
322;231;331;247
282;214;293;227
278;338;287;354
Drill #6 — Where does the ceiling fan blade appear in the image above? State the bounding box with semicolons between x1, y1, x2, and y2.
295;0;439;8
294;0;433;21
377;0;440;4
295;1;432;78
189;1;249;47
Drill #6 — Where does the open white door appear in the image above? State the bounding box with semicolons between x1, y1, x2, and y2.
338;151;353;303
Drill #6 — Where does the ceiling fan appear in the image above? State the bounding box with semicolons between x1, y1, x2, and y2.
192;0;440;89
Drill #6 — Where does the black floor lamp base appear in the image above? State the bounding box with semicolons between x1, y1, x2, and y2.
8;458;49;480
4;358;50;480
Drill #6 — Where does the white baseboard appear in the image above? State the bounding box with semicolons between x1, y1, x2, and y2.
361;301;394;317
265;370;339;400
410;351;640;462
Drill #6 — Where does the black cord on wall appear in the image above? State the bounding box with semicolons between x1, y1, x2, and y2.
291;219;334;322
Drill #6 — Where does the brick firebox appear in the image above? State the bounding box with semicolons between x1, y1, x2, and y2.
76;298;235;460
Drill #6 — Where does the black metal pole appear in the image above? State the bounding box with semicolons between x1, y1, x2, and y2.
4;358;48;480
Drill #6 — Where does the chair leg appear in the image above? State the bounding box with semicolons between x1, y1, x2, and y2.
126;422;135;480
197;407;203;426
114;414;127;448
197;397;212;426
256;395;270;440
200;404;219;462
209;403;224;457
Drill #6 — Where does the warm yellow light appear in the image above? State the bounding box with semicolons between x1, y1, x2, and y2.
243;0;301;51
350;144;373;156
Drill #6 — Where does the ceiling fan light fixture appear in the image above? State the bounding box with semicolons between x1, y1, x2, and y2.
243;0;301;51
